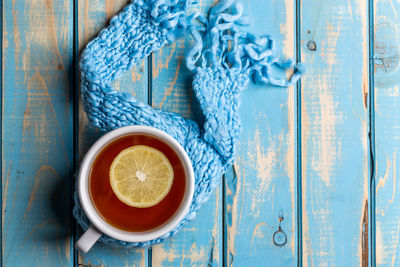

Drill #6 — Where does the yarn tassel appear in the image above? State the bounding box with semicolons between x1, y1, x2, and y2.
186;0;303;163
186;0;304;84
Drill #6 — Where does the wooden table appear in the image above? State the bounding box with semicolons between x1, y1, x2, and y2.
3;0;399;266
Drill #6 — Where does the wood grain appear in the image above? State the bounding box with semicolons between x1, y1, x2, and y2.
300;0;370;265
374;0;400;265
150;1;222;266
224;0;298;265
76;0;149;266
2;0;73;265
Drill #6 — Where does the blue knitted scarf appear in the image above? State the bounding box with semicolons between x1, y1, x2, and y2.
73;0;303;247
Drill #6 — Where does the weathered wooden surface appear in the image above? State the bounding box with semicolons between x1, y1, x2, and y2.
374;0;400;265
3;0;400;266
2;0;74;266
300;0;370;266
224;0;298;265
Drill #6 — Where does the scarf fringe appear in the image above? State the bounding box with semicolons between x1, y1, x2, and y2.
186;0;304;86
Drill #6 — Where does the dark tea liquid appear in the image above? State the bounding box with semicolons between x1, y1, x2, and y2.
89;134;186;232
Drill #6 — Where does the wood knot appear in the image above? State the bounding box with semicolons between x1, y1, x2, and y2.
374;19;400;88
273;211;287;247
307;40;317;51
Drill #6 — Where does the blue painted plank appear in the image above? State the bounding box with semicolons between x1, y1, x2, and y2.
300;0;370;265
150;1;222;265
373;0;400;265
76;0;149;266
224;0;298;265
2;0;74;266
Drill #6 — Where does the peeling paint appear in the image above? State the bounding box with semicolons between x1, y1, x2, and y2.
361;200;368;267
250;222;269;245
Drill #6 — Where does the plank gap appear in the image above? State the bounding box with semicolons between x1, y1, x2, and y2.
222;173;226;267
368;0;376;265
148;54;153;107
72;0;79;265
295;0;303;265
0;0;3;264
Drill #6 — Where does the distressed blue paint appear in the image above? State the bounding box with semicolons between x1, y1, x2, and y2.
374;0;400;265
76;0;149;265
150;1;222;265
300;0;370;265
224;0;298;265
2;0;74;266
6;0;399;265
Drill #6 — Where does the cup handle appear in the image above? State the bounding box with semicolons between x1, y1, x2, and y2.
75;225;102;253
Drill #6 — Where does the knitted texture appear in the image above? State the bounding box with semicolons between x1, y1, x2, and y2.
74;0;303;248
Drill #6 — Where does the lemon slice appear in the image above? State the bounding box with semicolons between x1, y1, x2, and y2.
109;145;174;208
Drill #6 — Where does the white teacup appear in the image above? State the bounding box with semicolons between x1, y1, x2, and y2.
75;125;195;253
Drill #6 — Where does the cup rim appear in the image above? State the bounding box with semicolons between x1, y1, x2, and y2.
78;125;195;243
